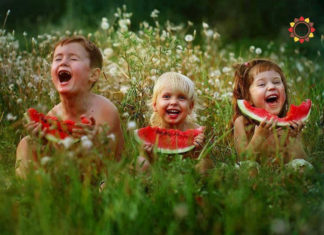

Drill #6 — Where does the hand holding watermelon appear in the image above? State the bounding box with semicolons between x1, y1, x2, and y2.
26;108;91;142
287;120;305;138
193;126;205;149
254;117;279;140
70;115;97;139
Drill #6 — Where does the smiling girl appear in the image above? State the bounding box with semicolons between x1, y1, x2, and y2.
232;59;307;164
137;72;211;172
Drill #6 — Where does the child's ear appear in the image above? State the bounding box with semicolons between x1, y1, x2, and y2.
89;68;100;83
153;102;157;112
189;101;194;113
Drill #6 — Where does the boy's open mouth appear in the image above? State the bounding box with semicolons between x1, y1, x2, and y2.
265;95;278;103
58;70;72;83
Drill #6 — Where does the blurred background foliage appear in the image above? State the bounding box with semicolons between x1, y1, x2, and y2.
0;0;324;57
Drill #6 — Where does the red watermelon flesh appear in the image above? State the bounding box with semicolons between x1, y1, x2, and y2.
134;126;203;154
237;99;311;126
27;108;90;141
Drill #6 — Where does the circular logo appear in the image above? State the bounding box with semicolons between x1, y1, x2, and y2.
288;16;315;43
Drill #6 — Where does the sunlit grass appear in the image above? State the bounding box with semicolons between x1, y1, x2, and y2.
0;6;323;234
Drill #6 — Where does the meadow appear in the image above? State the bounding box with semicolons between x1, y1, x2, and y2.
0;7;324;234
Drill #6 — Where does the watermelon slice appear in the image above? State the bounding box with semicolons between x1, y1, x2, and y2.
237;99;311;126
134;126;203;154
26;108;90;142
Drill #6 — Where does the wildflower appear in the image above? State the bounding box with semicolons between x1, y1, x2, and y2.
9;84;14;91
40;156;51;166
60;137;75;149
202;22;209;29
119;19;130;32
120;85;129;94
249;45;255;53
150;9;159;18
205;29;213;38
222;67;231;73
122;112;129;118
31;37;37;45
27;82;33;88
107;133;116;142
127;120;137;130
23;32;27;37
213;32;220;40
6;113;17;121
81;136;93;149
213;92;219;98
270;219;289;234
101;17;109;30
286;159;313;171
103;48;113;58
255;48;262;55
185;34;194;42
173;203;188;219
296;62;304;72
17;98;22;104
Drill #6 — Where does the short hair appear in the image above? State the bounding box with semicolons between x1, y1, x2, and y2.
150;72;197;127
53;36;103;69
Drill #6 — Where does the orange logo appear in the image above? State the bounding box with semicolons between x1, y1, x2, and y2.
288;17;315;43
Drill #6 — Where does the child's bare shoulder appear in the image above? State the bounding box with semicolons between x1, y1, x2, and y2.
47;103;62;117
92;94;120;125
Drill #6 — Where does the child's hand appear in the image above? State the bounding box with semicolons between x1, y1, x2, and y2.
72;115;98;139
143;143;154;154
25;121;45;139
194;127;205;149
254;117;277;139
288;120;304;138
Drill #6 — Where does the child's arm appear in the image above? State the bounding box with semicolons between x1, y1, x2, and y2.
234;116;277;157
287;120;307;159
105;110;124;161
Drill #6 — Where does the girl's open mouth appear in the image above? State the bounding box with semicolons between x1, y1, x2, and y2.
58;71;72;83
265;95;278;103
167;110;180;115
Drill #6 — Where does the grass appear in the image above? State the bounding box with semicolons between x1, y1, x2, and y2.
0;6;323;234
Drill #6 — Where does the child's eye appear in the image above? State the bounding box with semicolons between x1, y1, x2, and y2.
274;81;281;85
54;58;62;62
257;84;265;87
178;95;186;100
162;94;170;99
71;57;78;61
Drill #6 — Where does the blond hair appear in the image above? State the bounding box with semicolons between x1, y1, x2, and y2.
150;72;197;127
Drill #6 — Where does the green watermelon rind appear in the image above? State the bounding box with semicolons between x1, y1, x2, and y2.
237;99;311;127
134;129;196;154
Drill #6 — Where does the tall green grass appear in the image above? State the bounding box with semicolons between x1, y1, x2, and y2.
0;6;323;234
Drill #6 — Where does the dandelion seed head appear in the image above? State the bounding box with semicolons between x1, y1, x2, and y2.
255;48;262;55
185;34;194;42
202;22;209;29
101;18;110;30
150;9;159;18
127;120;137;130
60;137;74;149
41;156;51;166
6;113;17;121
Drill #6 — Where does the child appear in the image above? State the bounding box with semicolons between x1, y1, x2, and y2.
16;36;124;178
232;59;307;164
137;72;211;173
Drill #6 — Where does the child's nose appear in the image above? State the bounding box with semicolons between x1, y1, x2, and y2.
267;83;275;90
170;97;178;104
